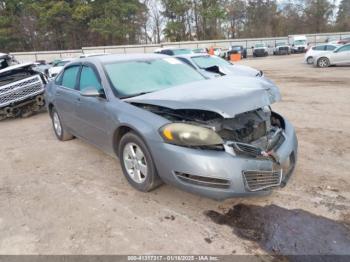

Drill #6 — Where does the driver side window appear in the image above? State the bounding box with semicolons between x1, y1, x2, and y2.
79;66;102;92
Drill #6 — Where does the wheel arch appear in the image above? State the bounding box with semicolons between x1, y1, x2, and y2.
48;103;55;117
112;124;150;158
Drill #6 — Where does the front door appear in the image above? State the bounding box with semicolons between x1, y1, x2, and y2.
75;65;110;151
332;45;350;64
55;65;81;133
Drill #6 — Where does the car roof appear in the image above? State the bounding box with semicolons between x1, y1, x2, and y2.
154;47;190;52
80;53;169;64
57;58;74;62
80;52;110;58
314;43;340;47
175;53;210;59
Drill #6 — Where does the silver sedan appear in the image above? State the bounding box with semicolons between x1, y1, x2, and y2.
45;54;298;200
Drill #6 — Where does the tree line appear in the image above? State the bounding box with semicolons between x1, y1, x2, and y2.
0;0;349;52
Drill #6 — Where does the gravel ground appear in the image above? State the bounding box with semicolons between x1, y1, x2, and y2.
0;54;349;255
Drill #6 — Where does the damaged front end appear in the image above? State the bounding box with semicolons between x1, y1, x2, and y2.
132;102;297;194
0;63;47;120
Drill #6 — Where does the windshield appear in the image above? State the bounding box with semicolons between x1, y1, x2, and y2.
255;44;265;48
55;61;70;67
191;55;231;69
294;40;306;45
172;49;193;55
104;58;204;98
231;46;241;51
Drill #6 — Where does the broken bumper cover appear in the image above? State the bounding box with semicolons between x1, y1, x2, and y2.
149;118;297;200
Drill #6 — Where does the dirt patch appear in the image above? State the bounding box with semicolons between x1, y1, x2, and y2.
278;76;347;86
205;204;350;257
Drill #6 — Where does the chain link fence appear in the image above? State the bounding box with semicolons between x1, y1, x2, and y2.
10;31;350;63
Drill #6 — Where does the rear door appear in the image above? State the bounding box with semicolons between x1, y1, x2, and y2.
75;64;110;150
55;65;81;133
313;45;326;56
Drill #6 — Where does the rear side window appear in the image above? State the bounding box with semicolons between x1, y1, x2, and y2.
313;45;326;51
79;66;102;91
326;45;337;51
61;66;80;89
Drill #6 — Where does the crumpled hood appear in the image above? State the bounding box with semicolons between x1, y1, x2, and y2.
126;76;281;118
0;62;34;75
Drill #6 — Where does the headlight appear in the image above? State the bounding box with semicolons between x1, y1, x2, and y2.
159;123;223;147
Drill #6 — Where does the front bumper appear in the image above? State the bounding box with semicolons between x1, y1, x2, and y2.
149;118;298;200
292;47;306;53
254;49;268;56
276;48;289;55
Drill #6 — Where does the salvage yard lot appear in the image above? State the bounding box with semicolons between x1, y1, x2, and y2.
0;54;349;255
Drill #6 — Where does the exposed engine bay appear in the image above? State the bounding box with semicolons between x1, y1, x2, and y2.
132;102;285;156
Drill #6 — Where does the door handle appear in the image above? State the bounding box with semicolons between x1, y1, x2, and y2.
75;97;81;105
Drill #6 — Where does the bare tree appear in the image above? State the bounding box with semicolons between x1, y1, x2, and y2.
148;0;164;43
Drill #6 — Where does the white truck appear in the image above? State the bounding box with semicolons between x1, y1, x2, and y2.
289;35;308;53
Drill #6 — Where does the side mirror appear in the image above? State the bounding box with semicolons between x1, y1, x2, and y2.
81;87;105;98
251;46;254;49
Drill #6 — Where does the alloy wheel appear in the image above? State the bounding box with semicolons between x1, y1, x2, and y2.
123;142;148;183
318;58;329;68
53;112;62;137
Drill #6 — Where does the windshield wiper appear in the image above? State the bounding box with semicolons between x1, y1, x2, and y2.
120;91;153;99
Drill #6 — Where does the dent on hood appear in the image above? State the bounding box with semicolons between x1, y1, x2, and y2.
126;76;281;118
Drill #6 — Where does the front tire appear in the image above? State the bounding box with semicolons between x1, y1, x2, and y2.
119;132;162;192
51;108;74;141
317;57;330;68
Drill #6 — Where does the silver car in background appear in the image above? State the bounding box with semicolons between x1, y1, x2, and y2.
314;44;350;67
175;54;264;78
45;54;297;200
304;44;339;64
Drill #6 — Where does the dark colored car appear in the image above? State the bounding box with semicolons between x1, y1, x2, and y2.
227;45;247;59
154;48;193;56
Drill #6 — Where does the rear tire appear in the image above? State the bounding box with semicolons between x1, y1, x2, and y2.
317;57;330;68
306;56;314;64
51;108;74;141
119;132;162;192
